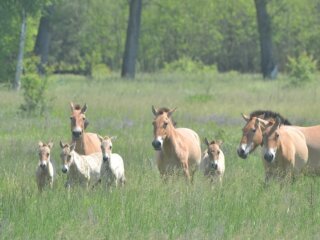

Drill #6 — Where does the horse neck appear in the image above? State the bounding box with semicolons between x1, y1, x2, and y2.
73;132;87;155
163;125;179;151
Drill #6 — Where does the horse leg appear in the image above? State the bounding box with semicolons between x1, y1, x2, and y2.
182;162;191;182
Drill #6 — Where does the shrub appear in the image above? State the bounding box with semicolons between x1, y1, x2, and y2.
20;74;49;115
286;52;317;85
163;56;217;74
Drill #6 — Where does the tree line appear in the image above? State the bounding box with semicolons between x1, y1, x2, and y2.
0;0;319;88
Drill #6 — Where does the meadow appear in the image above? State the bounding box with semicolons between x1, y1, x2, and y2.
0;72;320;239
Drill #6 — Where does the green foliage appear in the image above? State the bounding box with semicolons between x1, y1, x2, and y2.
163;56;217;73
20;73;48;115
20;57;49;115
287;52;317;86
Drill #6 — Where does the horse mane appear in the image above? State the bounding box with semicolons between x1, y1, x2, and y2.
249;110;291;125
156;107;177;127
74;104;82;110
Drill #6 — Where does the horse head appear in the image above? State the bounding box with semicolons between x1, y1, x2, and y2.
38;141;53;169
98;135;116;163
59;141;76;173
151;106;176;151
70;102;89;140
262;117;282;163
237;114;269;159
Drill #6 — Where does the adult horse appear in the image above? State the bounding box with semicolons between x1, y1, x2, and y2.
70;102;101;155
238;111;320;175
262;118;308;182
151;106;201;182
237;110;291;159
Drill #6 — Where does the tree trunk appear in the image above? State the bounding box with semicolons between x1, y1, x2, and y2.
121;0;142;79
14;9;27;91
254;0;277;79
34;5;53;74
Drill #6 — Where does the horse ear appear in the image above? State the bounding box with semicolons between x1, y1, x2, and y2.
59;141;64;148
168;107;177;117
97;135;103;142
241;113;250;122
110;136;117;141
152;105;158;116
48;141;54;149
70;142;76;151
81;103;87;114
38;141;44;147
216;140;223;146
204;138;210;146
70;102;74;111
84;119;89;129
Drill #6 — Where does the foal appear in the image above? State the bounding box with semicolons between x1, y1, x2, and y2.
60;141;102;189
36;141;54;192
200;138;225;183
99;136;126;189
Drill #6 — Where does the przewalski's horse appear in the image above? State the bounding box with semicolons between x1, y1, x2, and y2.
98;136;126;189
70;102;101;155
262;118;308;182
59;141;103;189
237;110;320;175
200;138;225;183
151;106;201;182
36;141;54;192
237;110;291;159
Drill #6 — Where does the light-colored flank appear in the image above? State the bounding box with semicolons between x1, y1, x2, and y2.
99;136;126;189
200;138;225;183
36;141;54;192
70;102;101;155
151;106;201;182
59;141;103;189
262;119;308;182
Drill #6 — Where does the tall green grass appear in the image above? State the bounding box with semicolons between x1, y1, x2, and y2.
0;72;320;239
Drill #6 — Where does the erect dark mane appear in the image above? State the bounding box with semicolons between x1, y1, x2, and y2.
156;107;177;126
249;110;291;125
74;104;82;110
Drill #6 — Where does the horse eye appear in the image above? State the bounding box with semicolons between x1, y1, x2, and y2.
252;128;256;133
163;122;168;128
109;146;112;150
46;153;49;157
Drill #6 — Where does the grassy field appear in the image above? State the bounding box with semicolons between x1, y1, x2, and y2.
1;72;320;239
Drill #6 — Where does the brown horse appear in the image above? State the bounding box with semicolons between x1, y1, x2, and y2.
70;102;101;155
237;110;291;159
262;119;308;182
151;106;201;181
238;110;320;175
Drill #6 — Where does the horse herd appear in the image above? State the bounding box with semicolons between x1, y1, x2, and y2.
36;103;320;192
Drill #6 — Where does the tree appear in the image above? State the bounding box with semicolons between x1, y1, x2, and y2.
121;0;142;79
254;0;277;79
34;5;54;74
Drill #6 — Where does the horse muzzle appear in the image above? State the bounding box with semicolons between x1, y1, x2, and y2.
152;139;162;151
264;152;275;163
62;166;69;173
103;156;110;162
211;162;218;170
72;131;82;139
237;148;248;159
40;162;47;169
